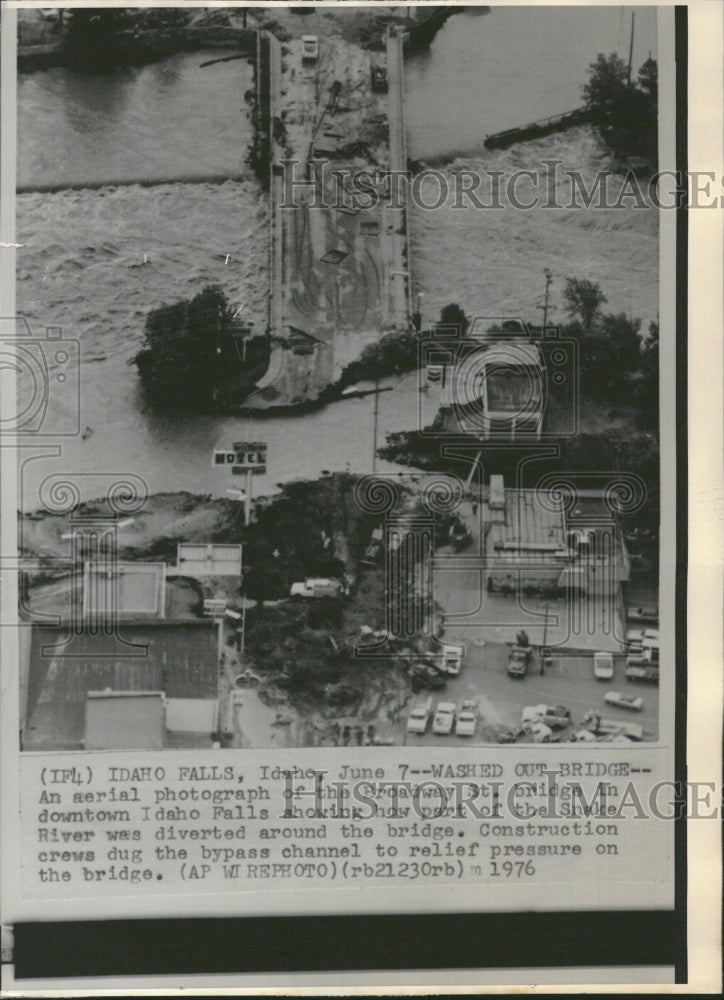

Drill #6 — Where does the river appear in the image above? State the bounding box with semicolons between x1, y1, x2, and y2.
16;8;658;511
405;5;657;161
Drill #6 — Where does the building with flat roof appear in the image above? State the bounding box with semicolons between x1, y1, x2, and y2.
484;476;630;597
84;691;165;751
23;621;218;751
83;562;166;620
425;323;547;440
176;543;242;578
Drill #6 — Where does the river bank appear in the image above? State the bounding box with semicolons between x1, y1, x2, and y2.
17;6;280;73
18;24;254;73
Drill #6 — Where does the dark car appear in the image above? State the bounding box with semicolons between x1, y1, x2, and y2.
507;644;532;677
409;661;446;691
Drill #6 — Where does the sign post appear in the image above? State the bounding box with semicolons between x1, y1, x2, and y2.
213;441;267;526
244;468;253;527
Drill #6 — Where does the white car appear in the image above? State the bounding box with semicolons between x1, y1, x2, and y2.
406;697;432;735
525;721;553;743
455;700;477;737
569;728;597;743
604;691;644;712
432;701;456;735
593;651;614;680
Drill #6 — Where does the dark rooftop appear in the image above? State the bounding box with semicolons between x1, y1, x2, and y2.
24;622;217;750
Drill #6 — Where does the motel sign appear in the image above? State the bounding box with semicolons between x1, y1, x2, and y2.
213;441;267;475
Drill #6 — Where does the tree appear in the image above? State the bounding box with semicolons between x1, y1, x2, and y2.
66;9;129;33
243;564;287;607
338;328;422;385
563;278;607;330
438;303;469;336
583;53;629;115
134;285;269;412
637;57;658;103
636;319;659;430
574;312;642;401
583;53;658;166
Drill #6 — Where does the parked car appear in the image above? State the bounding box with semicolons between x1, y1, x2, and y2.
524;721;553;743
625;656;659;683
593;651;614;680
370;63;388;92
449;519;472;551
290;578;345;599
521;704;571;730
627;604;658;625
406;697;432;735
455;700;477;737
409;661;446;691
626;626;645;651
568;728;597;743
301;34;319;61
641;628;660;665
361;527;383;566
604;691;644;711
507;644;532;678
432;701;456;735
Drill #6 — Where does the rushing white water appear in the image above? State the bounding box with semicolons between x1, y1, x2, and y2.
410;127;659;335
16;12;659;510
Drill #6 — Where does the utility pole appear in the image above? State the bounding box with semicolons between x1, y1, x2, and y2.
372;377;380;472
244;468;253;526
540;601;549;675
627;11;635;85
541;268;553;333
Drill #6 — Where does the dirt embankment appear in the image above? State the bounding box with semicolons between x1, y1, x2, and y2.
17;7;398;74
19;25;255;72
17;6;260;73
18;491;235;565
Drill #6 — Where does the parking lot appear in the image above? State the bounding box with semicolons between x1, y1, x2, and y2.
401;639;659;745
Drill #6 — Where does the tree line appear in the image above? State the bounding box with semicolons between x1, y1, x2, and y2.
583;52;658;168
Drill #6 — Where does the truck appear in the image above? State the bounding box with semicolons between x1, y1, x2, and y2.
507;644;532;678
301;35;319;62
406;697;433;735
436;643;464;676
521;704;572;731
625;656;659;683
290;578;345;599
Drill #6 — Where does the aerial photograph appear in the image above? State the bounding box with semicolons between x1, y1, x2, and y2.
15;4;660;751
